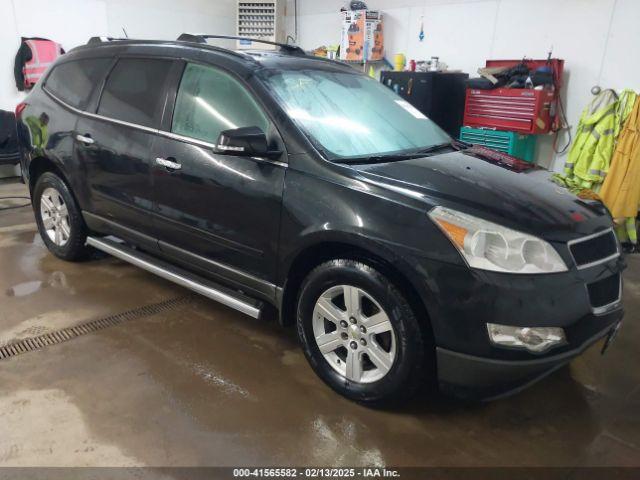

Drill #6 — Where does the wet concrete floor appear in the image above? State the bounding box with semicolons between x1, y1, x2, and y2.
0;178;639;467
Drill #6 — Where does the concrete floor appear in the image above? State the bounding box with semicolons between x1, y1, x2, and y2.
0;178;639;468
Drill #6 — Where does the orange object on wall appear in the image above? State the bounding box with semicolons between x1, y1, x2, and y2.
340;10;383;62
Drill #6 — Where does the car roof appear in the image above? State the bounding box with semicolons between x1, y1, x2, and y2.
68;39;356;74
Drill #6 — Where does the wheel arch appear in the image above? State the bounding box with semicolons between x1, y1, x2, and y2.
278;235;435;346
28;156;88;232
28;156;72;197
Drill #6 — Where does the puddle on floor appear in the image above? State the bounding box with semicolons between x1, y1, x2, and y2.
5;280;42;297
5;271;75;298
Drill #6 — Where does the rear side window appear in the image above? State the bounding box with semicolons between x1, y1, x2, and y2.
98;58;172;128
45;59;111;110
171;63;268;144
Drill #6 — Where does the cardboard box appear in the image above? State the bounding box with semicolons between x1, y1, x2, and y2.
340;10;383;62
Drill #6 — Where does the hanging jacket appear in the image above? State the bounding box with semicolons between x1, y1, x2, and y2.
564;90;618;188
14;38;64;91
600;95;640;219
614;89;638;137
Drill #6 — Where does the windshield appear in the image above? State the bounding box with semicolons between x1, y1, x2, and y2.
261;68;451;161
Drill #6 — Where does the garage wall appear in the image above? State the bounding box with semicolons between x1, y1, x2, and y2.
284;0;640;171
104;0;236;47
0;0;236;112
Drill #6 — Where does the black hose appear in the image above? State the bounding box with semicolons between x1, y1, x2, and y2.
0;196;31;211
554;94;572;155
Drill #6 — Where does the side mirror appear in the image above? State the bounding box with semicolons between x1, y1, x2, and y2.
216;126;281;159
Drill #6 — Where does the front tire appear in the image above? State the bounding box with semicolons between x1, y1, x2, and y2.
33;172;90;261
297;259;429;404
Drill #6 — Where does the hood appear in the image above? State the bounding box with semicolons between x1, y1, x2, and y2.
351;147;611;240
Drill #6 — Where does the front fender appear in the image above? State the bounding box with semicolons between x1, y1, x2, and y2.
278;169;447;323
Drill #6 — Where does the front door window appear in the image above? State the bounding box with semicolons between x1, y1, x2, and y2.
172;63;269;145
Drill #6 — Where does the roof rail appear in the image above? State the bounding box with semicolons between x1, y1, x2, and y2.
177;34;306;56
82;35;252;62
87;36;128;45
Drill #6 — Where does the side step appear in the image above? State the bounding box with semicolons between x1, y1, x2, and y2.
86;236;263;319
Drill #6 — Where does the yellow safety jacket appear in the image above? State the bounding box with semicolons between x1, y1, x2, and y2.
564;89;636;191
564;90;618;188
600;94;640;219
614;89;638;137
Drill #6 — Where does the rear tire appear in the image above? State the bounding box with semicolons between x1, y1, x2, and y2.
296;259;429;404
33;172;90;261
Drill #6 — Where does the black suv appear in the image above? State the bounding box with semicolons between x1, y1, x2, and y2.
17;36;624;403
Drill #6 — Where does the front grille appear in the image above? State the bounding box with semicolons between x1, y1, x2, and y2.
568;229;618;269
587;273;621;311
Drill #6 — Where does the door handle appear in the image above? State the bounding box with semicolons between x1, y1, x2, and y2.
76;134;94;145
155;157;182;171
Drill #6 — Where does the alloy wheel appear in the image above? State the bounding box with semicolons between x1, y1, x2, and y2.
40;187;71;246
312;285;397;383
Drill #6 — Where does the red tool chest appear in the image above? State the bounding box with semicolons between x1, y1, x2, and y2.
463;59;564;134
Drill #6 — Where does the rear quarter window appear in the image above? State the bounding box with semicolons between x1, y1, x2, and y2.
97;58;173;129
44;58;111;110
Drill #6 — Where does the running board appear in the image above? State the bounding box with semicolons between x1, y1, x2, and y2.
86;236;263;319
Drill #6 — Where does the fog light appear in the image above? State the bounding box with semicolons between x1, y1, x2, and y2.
487;323;566;353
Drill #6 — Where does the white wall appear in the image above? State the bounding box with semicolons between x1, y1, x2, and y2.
104;0;236;47
284;0;640;171
0;0;236;112
2;0;637;172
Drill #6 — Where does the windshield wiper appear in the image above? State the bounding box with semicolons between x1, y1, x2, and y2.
336;140;473;165
336;153;424;165
413;139;471;155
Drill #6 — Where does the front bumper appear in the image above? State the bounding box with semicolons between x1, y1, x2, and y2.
437;312;623;400
399;249;626;400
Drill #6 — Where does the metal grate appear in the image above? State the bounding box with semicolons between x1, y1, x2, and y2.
0;296;190;361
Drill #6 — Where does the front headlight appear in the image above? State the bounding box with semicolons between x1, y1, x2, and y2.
428;206;567;274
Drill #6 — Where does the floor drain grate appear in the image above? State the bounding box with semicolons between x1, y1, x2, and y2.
0;296;191;361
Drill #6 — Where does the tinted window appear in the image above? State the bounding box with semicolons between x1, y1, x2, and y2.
98;58;172;128
172;63;268;144
45;59;111;110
